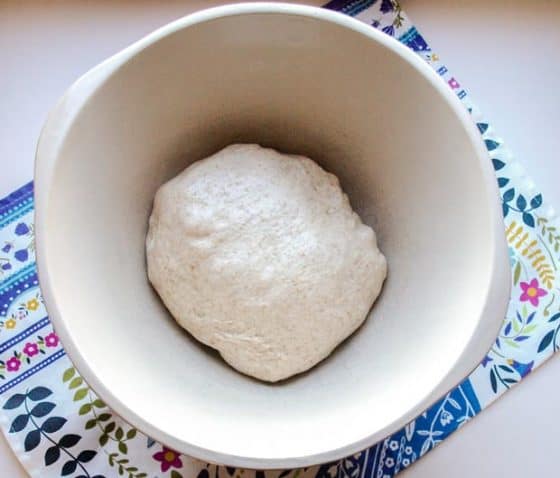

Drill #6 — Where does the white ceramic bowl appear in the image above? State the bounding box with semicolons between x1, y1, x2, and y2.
34;3;510;469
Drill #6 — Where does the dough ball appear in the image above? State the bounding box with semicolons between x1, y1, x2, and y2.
146;144;387;382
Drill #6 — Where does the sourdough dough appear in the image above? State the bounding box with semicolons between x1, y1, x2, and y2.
146;144;387;382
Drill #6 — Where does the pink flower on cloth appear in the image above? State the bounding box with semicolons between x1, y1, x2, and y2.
520;278;547;306
6;356;21;372
153;447;182;472
44;332;59;348
23;342;39;357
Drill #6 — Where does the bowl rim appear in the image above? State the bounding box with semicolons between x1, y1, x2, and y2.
34;1;511;469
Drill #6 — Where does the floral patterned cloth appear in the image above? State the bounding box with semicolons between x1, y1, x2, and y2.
1;1;559;477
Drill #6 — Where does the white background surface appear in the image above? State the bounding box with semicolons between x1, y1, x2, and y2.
0;0;559;476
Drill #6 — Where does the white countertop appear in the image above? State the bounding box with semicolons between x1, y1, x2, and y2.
1;1;559;476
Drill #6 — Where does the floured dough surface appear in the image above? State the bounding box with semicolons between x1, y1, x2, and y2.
146;144;387;382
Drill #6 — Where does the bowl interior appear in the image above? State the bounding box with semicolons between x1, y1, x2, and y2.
39;7;502;466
